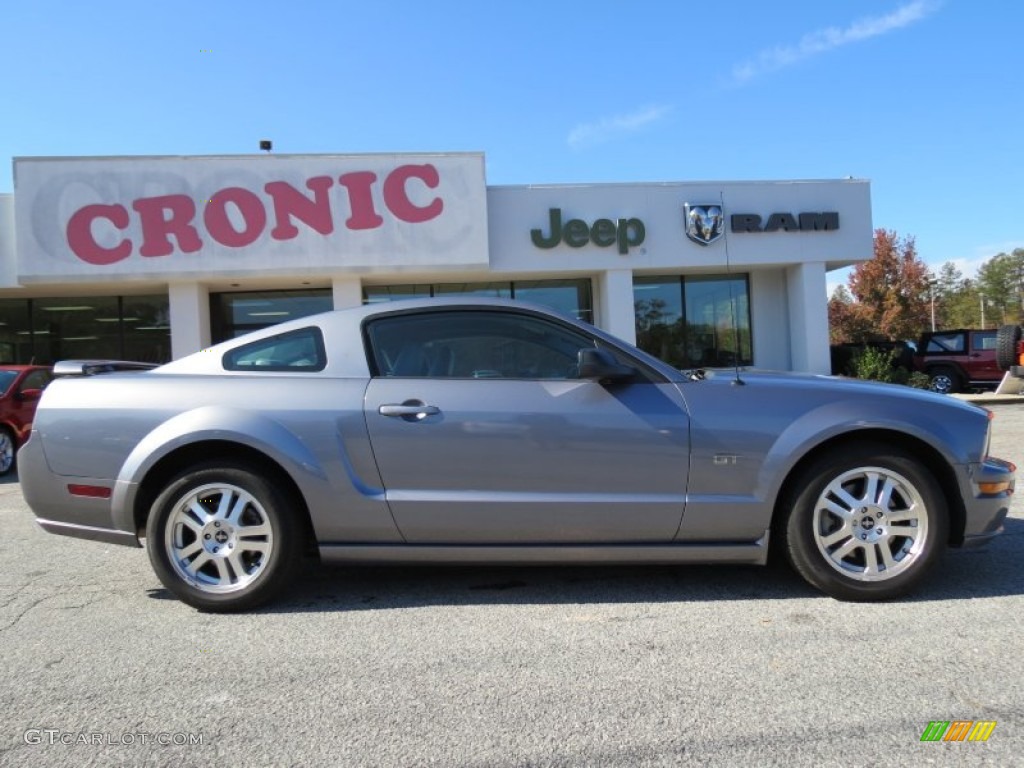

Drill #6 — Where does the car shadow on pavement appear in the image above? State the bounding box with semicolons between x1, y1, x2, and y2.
249;518;1024;614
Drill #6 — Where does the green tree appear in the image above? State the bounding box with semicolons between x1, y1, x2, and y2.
828;285;874;343
931;261;981;329
976;249;1024;326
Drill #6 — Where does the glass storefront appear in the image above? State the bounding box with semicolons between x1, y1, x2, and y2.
210;290;333;342
634;275;752;369
0;295;170;364
364;279;593;322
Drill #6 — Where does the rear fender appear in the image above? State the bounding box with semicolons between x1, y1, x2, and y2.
110;406;325;533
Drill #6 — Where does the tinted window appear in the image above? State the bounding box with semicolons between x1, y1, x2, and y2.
633;274;752;368
19;370;52;391
210;289;333;342
0;371;18;396
925;333;965;354
223;328;326;372
363;279;594;323
365;311;596;379
975;331;996;350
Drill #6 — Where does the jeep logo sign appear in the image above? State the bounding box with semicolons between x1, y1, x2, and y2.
730;212;839;233
531;208;645;254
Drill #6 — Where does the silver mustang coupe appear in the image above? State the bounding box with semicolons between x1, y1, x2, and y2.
20;298;1014;611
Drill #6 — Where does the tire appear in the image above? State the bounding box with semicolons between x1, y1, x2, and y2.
996;324;1021;371
0;428;15;477
779;443;948;601
146;463;304;611
927;365;961;394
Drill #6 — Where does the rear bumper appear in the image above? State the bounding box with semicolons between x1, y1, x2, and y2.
36;518;141;547
19;435;140;547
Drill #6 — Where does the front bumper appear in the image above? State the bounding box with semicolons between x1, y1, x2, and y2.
958;456;1015;547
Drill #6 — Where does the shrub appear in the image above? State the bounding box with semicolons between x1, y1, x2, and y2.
905;371;931;389
852;346;907;384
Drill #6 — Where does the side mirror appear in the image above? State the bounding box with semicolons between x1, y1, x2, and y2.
576;348;636;382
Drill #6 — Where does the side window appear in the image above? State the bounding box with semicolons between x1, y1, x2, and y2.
975;332;996;351
925;333;964;354
365;311;597;379
20;370;52;391
223;327;326;372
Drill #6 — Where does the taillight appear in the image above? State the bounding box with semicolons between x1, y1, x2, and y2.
67;484;112;499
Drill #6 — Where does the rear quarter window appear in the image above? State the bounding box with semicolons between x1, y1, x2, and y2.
222;327;326;372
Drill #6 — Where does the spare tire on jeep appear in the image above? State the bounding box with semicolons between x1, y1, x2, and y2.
996;324;1022;371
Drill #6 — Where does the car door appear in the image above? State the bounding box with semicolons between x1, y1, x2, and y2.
969;331;1001;381
10;369;51;442
362;308;690;544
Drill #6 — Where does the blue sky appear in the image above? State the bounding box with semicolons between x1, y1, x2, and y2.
2;0;1021;293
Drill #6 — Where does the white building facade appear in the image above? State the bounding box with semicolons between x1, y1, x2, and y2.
0;153;871;371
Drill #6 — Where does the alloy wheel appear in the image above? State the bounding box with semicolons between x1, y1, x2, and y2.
811;466;928;582
165;483;275;593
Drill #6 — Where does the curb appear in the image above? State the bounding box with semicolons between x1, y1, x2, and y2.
953;394;1023;405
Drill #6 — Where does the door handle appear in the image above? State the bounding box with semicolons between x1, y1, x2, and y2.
379;403;440;418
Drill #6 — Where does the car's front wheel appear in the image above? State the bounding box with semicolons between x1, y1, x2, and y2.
146;463;304;611
780;444;948;601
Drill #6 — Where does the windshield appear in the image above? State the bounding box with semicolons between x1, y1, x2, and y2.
0;371;18;396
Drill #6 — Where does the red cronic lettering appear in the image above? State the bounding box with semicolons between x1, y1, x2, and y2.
203;187;267;248
132;195;202;257
66;204;132;265
383;164;443;223
337;172;383;230
265;176;335;240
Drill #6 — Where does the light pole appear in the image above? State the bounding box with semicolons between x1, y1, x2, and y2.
928;280;937;332
980;293;986;328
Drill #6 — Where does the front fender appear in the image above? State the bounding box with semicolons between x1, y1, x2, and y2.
758;398;982;501
110;406;326;533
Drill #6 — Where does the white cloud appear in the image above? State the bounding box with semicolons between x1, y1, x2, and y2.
731;0;941;85
567;104;671;150
927;240;1024;279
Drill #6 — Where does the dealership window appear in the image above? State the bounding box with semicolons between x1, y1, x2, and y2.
634;275;752;368
0;295;170;365
363;279;593;322
210;289;333;342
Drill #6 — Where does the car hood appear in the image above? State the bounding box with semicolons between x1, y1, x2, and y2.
693;368;979;409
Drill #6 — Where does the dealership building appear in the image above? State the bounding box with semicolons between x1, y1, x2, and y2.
0;153;871;372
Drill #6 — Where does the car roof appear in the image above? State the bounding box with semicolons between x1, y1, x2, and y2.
157;298;593;378
155;298;685;382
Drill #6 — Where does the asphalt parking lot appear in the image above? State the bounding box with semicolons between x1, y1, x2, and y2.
0;403;1021;768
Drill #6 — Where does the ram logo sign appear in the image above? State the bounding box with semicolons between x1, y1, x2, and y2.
683;203;724;246
730;211;840;233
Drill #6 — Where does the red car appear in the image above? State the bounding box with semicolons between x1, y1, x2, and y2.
0;366;53;476
913;329;1001;394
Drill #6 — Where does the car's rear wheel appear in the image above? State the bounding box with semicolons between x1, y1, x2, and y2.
146;463;303;611
0;428;15;476
927;365;961;394
996;324;1021;371
780;444;948;601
